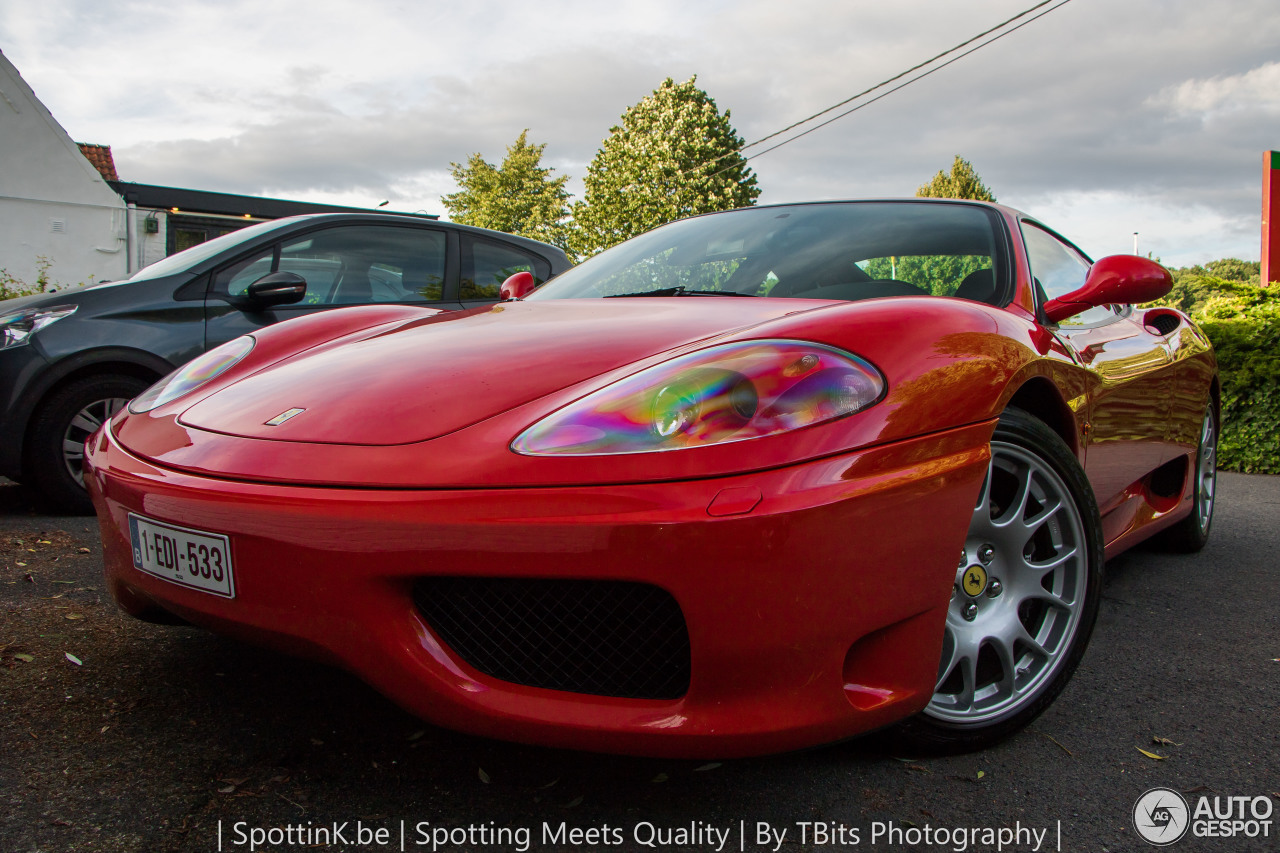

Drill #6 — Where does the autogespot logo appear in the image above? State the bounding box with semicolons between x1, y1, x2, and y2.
1134;788;1191;846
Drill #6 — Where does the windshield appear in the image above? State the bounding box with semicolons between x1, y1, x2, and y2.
530;202;1004;304
123;217;310;283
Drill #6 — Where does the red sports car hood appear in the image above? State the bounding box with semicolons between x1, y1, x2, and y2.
179;299;826;445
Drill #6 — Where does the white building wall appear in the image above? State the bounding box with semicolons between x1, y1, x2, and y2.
0;50;129;290
135;210;168;270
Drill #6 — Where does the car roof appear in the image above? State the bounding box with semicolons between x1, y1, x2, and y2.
269;212;569;258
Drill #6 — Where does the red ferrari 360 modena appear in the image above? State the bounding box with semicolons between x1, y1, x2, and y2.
85;200;1217;757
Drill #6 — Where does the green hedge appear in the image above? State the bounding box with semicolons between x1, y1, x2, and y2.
1192;279;1280;474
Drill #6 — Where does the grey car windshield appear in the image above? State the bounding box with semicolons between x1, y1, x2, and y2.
528;202;1004;304
122;217;306;283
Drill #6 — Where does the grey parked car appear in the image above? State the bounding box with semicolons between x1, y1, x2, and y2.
0;213;571;512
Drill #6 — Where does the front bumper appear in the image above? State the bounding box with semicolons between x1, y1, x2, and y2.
87;420;993;758
0;343;50;479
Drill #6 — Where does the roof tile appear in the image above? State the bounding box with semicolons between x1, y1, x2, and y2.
77;143;119;181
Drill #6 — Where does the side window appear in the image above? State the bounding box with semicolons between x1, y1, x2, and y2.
461;238;551;300
213;225;447;305
215;247;277;297
1021;222;1114;326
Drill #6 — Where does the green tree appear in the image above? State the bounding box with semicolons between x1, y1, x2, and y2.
570;76;760;259
441;130;571;249
1147;259;1261;314
862;253;992;296
917;156;997;202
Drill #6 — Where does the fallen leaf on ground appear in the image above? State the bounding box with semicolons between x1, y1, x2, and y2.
564;796;584;808
1137;747;1167;760
694;762;722;772
652;773;669;783
64;652;82;666
477;768;491;784
64;613;84;621
1152;736;1180;746
77;547;91;554
13;653;33;662
977;770;985;779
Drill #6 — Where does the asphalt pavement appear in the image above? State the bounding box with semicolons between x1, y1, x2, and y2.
1;473;1276;853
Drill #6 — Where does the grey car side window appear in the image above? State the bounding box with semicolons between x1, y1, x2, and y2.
215;225;447;305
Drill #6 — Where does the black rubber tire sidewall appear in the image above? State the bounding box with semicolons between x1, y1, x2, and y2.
1157;405;1217;553
893;407;1105;754
25;375;150;515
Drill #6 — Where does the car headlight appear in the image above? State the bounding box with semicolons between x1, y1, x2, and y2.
129;336;256;413
0;305;78;350
511;339;885;456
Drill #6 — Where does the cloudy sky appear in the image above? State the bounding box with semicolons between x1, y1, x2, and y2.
3;0;1277;266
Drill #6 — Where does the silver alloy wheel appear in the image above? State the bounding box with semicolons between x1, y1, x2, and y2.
1194;406;1217;534
61;397;130;487
926;440;1088;726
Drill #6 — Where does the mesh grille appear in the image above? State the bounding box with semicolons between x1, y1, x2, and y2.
413;577;691;700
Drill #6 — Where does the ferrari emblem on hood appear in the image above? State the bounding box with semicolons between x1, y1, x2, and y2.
264;407;306;426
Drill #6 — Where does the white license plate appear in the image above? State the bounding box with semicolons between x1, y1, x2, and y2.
128;514;235;598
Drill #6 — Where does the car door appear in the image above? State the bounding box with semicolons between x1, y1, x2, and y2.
203;222;456;349
1148;309;1215;454
1021;222;1175;510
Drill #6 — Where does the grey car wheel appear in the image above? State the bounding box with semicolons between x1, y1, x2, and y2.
896;408;1104;752
27;374;151;514
1159;403;1218;553
927;440;1089;726
61;396;131;487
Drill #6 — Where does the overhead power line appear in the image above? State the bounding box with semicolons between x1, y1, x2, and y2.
739;0;1059;154
738;0;1075;167
690;0;1075;183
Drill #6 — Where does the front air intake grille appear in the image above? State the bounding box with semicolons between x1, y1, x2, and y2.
413;577;691;700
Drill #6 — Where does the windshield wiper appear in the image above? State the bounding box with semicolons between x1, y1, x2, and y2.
603;286;757;298
604;286;688;298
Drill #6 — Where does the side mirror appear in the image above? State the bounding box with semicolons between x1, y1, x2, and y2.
1042;255;1172;323
241;271;307;308
499;270;536;301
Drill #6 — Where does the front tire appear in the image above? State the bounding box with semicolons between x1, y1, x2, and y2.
897;408;1104;752
26;375;150;514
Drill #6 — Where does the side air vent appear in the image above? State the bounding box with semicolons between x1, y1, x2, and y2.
1144;312;1181;336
